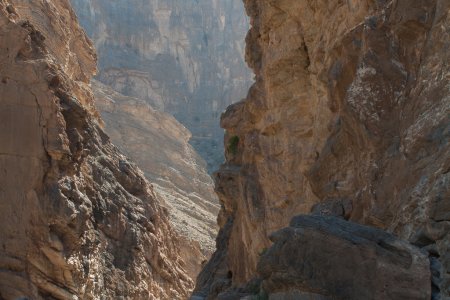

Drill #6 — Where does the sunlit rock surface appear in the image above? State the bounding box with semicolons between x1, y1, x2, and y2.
0;0;192;298
195;0;449;299
93;80;219;278
70;0;254;172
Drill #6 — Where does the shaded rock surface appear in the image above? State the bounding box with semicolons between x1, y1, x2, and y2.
195;0;449;299
70;0;254;172
93;80;219;278
259;215;430;300
0;0;192;298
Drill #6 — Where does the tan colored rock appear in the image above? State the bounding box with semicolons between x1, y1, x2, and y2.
196;0;449;298
0;0;192;298
93;80;219;278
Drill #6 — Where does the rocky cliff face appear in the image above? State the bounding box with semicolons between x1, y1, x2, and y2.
70;0;253;172
195;0;449;299
0;0;192;299
93;80;219;278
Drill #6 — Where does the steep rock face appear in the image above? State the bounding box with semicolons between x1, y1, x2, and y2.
93;80;219;278
70;0;253;172
0;1;192;299
196;0;449;298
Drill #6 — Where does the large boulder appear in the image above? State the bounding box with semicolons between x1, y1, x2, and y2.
258;215;431;300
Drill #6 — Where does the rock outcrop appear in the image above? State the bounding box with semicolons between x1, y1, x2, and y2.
258;215;430;300
0;0;192;299
195;0;449;298
70;0;253;172
93;80;219;278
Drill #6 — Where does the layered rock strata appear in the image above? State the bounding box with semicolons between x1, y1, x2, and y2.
70;0;253;172
195;0;449;298
0;0;192;299
93;80;219;278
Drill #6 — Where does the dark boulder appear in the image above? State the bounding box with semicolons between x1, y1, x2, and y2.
258;215;431;300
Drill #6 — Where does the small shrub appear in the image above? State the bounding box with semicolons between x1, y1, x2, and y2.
258;247;268;256
227;135;240;155
245;278;268;300
252;289;268;300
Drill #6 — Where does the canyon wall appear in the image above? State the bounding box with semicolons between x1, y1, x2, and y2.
93;80;219;278
70;0;253;172
0;0;193;299
195;0;449;299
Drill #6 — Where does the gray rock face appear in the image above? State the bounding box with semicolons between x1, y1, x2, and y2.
258;215;431;300
70;0;253;172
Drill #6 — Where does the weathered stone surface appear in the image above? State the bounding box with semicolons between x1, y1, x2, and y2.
196;0;449;298
311;198;353;219
70;0;253;172
259;215;431;300
0;0;192;298
93;80;219;278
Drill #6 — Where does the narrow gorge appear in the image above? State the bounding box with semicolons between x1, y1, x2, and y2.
68;0;254;280
0;0;449;300
69;0;253;173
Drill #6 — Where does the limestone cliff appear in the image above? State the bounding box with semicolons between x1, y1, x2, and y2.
93;80;219;278
195;0;449;299
0;0;192;299
70;0;253;172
